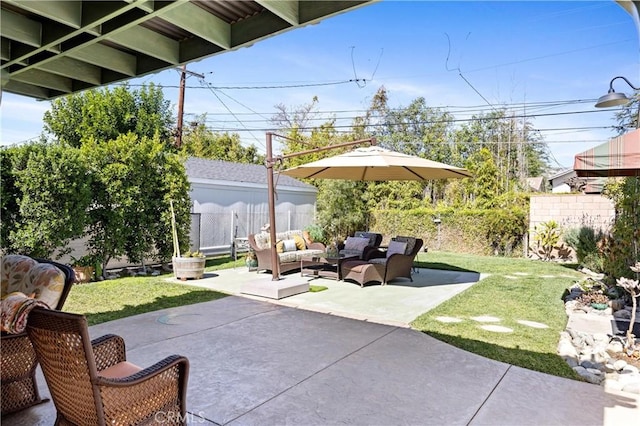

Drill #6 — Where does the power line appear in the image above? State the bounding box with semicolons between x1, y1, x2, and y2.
121;79;367;90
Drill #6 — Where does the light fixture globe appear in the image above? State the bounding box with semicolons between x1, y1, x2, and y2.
595;91;631;108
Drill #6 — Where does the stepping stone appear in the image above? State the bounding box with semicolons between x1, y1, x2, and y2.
480;325;513;333
517;320;549;329
471;315;501;323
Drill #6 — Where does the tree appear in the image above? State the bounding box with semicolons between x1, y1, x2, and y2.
614;91;639;134
181;115;263;164
80;134;190;273
1;142;92;258
464;148;500;208
43;84;174;148
316;180;369;240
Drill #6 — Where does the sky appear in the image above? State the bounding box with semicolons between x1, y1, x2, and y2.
1;0;639;169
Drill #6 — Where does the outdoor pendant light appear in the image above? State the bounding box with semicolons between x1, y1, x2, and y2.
595;76;639;108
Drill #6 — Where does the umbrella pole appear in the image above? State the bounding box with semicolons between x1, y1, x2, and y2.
266;132;281;281
265;133;377;281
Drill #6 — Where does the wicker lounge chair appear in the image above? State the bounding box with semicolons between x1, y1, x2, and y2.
1;256;75;416
26;308;190;425
341;237;423;287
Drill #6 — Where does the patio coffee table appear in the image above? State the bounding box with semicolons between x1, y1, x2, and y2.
300;253;359;280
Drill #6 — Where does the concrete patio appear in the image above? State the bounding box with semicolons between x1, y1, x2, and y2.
4;267;639;425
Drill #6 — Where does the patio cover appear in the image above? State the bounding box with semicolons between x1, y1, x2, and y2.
0;0;374;100
573;129;640;177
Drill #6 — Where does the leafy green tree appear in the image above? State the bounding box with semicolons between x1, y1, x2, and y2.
614;91;639;134
181;115;263;163
1;142;92;257
602;177;640;279
453;110;548;192
43;83;174;148
316;180;369;240
464;148;500;208
80;134;190;273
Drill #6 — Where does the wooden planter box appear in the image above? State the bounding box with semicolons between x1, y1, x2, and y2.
172;257;205;280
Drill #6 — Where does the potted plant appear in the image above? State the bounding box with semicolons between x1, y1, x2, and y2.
245;250;258;270
170;200;206;280
173;251;206;280
303;224;325;246
70;255;95;283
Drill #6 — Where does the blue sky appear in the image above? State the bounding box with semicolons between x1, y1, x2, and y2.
1;1;638;169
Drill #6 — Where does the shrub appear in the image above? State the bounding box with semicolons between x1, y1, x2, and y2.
534;220;561;261
564;226;604;265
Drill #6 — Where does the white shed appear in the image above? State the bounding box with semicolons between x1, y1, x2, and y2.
185;157;318;256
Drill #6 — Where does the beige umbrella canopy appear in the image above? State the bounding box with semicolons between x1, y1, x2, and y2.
280;146;472;180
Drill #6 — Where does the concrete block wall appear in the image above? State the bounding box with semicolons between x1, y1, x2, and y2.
528;194;615;260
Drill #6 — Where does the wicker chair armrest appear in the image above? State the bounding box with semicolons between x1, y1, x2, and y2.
92;334;127;371
96;354;189;387
385;253;414;268
307;242;325;251
97;355;189;423
363;248;386;261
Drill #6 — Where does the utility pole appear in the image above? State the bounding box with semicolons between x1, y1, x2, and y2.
175;65;204;148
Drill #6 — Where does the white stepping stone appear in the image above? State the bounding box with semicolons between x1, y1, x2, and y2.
435;316;463;323
480;325;513;333
517;320;549;329
471;315;501;322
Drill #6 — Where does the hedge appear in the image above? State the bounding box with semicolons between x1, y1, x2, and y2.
371;206;529;256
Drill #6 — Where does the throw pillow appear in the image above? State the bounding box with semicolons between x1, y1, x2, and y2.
283;239;297;252
393;236;416;255
344;236;370;253
386;240;407;258
275;240;285;253
293;234;306;250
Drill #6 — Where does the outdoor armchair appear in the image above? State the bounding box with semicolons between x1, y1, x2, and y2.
26;308;190;425
338;231;383;260
1;255;75;416
341;237;423;287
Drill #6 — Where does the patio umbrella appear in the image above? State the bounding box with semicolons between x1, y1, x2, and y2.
280;146;472;180
573;129;640;177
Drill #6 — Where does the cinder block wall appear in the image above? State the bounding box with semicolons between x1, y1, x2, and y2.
528;194;615;260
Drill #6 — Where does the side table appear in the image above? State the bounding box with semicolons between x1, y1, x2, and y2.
300;253;359;280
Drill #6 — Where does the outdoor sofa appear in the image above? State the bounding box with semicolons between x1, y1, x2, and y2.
248;230;325;274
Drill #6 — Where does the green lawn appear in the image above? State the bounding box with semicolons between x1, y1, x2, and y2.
64;256;237;325
412;251;583;379
65;252;583;380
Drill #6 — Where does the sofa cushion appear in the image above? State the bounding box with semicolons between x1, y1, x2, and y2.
253;232;271;250
1;255;66;310
344;236;370;252
256;230;305;251
278;239;298;253
293;235;306;250
393;236;416;255
387;240;407;258
277;249;324;264
354;232;380;247
339;249;363;259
